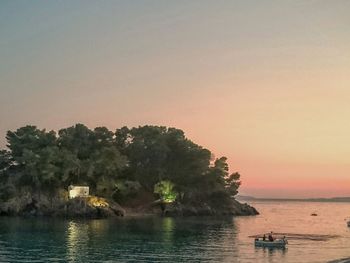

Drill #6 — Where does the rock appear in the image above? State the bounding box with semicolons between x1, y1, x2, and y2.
0;192;33;215
0;193;125;218
230;199;259;216
65;196;125;218
109;202;125;217
0;192;257;218
162;199;258;217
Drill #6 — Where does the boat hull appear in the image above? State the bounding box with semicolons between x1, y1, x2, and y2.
255;240;287;248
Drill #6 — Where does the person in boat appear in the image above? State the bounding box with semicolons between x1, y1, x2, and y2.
262;234;266;241
268;232;274;242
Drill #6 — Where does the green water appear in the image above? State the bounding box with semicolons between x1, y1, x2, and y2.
1;201;350;262
0;216;238;262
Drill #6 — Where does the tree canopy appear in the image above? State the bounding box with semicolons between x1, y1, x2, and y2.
0;124;242;205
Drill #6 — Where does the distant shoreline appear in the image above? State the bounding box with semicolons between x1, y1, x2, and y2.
328;257;350;263
237;196;350;203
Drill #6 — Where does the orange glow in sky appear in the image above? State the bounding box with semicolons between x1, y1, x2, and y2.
1;1;349;198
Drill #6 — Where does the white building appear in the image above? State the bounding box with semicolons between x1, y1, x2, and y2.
68;185;89;199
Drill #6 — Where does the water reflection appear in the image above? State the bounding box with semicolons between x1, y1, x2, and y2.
2;202;350;262
255;246;287;261
0;216;240;262
66;221;89;262
161;217;175;243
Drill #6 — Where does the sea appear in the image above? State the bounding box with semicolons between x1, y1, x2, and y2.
1;201;350;262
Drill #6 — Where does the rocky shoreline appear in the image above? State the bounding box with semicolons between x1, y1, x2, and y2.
0;192;258;218
160;199;259;217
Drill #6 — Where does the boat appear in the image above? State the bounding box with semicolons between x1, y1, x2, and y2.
254;238;288;248
347;221;350;227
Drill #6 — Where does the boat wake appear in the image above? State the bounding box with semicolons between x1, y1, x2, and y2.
249;232;339;241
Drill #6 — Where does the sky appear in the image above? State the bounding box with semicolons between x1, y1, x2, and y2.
1;0;350;198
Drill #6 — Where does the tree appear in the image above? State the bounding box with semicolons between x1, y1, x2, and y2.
58;124;127;196
0;124;242;207
154;180;177;203
0;150;11;179
115;126;170;191
6;125;56;159
0;150;14;201
58;124;94;160
115;125;216;202
6;126;58;197
90;146;128;196
225;172;241;197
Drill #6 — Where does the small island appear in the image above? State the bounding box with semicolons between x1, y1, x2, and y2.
0;124;258;218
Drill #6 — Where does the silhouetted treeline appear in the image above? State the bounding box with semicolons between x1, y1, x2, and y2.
0;124;241;205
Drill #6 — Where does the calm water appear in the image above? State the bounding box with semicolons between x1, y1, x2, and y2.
1;201;350;262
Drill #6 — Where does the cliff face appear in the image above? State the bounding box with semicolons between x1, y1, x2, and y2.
0;192;258;218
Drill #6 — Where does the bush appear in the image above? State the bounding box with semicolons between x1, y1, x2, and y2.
154;180;178;203
113;180;141;202
0;184;16;201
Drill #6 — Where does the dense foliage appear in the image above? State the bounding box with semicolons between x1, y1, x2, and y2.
0;124;241;205
154;180;178;203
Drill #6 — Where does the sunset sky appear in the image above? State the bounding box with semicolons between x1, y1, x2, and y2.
1;1;349;198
